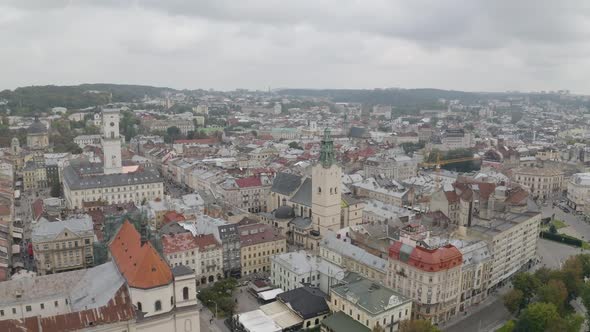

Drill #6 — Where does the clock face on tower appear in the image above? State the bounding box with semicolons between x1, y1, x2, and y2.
110;122;115;127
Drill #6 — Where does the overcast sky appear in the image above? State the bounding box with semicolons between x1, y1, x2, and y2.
2;0;590;93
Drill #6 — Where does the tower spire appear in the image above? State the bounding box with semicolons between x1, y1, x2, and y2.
319;127;335;168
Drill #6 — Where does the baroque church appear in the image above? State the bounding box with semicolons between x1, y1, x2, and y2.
261;128;364;250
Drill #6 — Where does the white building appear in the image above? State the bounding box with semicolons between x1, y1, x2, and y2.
271;250;345;293
567;173;590;212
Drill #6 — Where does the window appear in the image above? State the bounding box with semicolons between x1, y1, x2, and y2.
155;300;162;311
54;301;59;307
0;310;3;316
12;308;16;314
171;296;174;306
137;302;142;312
183;287;189;300
25;305;31;312
40;303;44;310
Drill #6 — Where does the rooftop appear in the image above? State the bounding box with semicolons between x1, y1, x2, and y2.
32;215;94;243
321;311;371;332
109;221;173;289
331;274;410;315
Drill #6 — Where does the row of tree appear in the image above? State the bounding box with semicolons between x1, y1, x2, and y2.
501;254;590;331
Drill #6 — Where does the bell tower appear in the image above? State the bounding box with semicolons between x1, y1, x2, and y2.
101;108;122;174
312;128;341;233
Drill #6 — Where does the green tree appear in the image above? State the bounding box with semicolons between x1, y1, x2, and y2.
497;320;515;332
512;273;541;304
549;224;557;234
503;289;525;315
514;302;560;332
399;319;441;332
538;279;567;313
288;141;303;150
560;256;583;297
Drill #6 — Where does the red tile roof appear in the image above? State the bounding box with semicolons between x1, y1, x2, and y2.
194;234;220;250
161;232;199;254
443;190;459;204
239;223;285;247
389;241;462;272
163;211;186;224
0;285;135;332
109;221;172;289
174;138;218;145
235;176;262;188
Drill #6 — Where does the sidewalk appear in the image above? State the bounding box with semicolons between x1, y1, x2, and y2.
441;283;511;330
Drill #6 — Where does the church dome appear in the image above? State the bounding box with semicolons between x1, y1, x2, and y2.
28;118;47;134
275;205;295;219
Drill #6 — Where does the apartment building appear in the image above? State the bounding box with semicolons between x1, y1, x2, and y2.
162;232;223;285
388;241;463;324
239;223;286;276
511;167;564;200
319;232;387;282
468;211;541;290
31;215;95;275
270;250;345;293
216;175;272;213
329;273;412;331
567;172;590;212
364;155;417;181
23;161;47;191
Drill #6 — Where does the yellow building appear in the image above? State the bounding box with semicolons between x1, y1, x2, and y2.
32;216;95;275
23;161;47;191
239;223;286;276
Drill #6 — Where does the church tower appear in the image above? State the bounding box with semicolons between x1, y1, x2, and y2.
101;109;122;174
312;128;341;233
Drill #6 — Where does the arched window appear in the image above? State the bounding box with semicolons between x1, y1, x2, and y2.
137;302;142;312
318;187;321;194
154;300;162;311
314;318;319;325
183;287;189;300
330;188;333;194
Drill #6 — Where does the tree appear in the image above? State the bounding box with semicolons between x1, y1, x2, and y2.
549;224;557;234
512;273;541;304
503;289;525;315
514;302;560;332
399;319;441;332
496;320;515;332
165;126;182;143
560;256;584;298
538;280;567;313
288;141;303;150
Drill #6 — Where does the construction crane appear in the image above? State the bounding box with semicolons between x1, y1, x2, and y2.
418;155;480;189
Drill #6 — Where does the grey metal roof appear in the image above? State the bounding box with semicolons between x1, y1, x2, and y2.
333;274;410;315
321;232;387;273
63;163;162;190
277;287;329;319
289;217;312;229
290;177;312;207
32;215;94;243
321;311;371;332
271;172;303;196
275;205;295;219
172;264;194;277
28;118;47;134
0;261;124;310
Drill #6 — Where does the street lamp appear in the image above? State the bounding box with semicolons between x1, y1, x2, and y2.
208;300;218;318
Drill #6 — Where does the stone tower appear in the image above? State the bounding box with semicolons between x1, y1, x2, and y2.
101;109;122;174
11;137;20;154
312;128;342;233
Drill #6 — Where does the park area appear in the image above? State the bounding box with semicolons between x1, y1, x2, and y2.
197;278;238;318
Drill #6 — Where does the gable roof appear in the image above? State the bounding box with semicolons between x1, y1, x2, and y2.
290;177;312;207
271;172;303;196
109;221;172;289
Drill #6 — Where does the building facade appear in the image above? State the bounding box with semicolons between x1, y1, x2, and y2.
511;167;564;200
32;216;95;275
567;173;590;212
239;223;286;276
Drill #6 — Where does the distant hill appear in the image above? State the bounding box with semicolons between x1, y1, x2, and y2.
277;88;492;106
0;84;177;115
